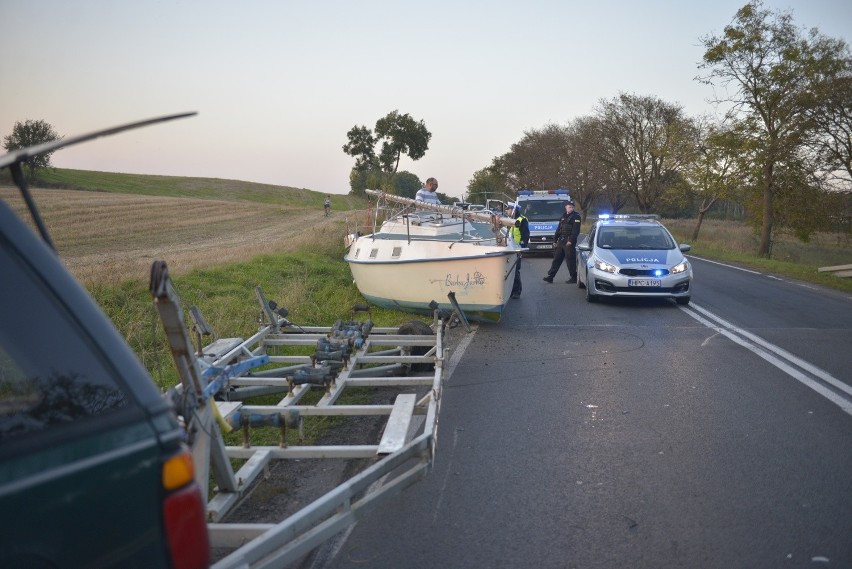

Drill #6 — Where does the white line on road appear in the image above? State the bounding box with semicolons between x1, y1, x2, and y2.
688;255;762;274
680;303;852;417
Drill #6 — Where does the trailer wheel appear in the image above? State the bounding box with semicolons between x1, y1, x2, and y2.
397;320;434;372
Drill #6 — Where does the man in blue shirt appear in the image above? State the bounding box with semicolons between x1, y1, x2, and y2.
415;177;441;204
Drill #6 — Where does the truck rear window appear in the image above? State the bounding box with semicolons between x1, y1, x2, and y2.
0;244;128;442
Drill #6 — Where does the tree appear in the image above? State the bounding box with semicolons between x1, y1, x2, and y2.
594;93;696;214
2;119;62;180
391;171;421;199
681;118;750;240
466;166;510;205
698;0;851;256
805;66;852;192
343;110;431;175
499;123;572;191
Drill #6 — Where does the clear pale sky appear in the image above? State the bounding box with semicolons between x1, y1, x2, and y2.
2;1;850;199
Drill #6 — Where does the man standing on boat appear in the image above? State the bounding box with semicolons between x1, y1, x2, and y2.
415;177;441;205
508;203;529;299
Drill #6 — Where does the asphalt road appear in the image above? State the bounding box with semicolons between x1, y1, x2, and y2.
305;255;852;569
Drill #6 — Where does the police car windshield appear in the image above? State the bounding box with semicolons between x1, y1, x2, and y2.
520;201;569;221
596;226;675;250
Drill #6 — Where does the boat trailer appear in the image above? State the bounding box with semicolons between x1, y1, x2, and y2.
149;260;462;567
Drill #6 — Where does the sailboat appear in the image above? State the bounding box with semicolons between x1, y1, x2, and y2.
344;190;523;322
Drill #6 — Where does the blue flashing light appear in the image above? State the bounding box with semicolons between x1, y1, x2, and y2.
599;214;611;220
554;189;569;195
517;190;533;196
654;269;664;277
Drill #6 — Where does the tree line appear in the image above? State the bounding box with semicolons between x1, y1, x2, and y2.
343;1;851;257
4;3;848;259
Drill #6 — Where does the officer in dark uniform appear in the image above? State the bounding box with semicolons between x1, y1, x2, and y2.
543;199;581;283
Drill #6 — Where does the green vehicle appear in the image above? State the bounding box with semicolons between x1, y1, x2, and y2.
0;116;209;568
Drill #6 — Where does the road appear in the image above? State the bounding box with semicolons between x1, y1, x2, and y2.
306;255;852;569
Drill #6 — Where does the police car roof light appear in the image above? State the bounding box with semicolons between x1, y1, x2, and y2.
597;213;660;221
553;189;569;195
517;190;533;196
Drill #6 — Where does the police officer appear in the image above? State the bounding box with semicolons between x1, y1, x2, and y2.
508;204;530;299
543;198;581;283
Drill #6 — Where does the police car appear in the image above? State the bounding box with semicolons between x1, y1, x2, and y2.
576;214;692;304
513;189;573;254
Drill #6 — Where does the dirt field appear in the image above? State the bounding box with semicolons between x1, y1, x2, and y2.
1;186;352;284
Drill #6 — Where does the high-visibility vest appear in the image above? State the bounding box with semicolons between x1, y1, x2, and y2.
511;215;528;244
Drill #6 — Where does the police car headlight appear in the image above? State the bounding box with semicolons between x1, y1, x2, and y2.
593;257;618;274
671;260;689;274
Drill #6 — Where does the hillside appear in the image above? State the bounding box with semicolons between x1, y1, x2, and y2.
2;169;369;284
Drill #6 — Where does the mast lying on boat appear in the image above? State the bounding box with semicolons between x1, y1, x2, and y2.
365;189;518;230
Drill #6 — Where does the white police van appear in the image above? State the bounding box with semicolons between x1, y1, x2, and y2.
513;189;573;254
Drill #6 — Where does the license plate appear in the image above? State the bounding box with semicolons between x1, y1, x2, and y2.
537;244;553;249
629;279;661;287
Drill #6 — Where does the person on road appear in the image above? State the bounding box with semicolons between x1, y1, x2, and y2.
415;178;441;205
543;199;581;284
324;195;331;216
508;203;529;299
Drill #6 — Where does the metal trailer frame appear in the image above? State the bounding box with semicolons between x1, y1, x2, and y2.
150;261;454;568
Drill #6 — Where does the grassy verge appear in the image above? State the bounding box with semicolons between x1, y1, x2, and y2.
663;218;852;294
91;237;421;392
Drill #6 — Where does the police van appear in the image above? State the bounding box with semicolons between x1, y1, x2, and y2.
513;189;573;254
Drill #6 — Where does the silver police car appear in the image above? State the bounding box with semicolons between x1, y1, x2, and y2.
576;215;692;304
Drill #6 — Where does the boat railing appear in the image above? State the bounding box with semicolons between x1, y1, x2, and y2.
346;197;511;247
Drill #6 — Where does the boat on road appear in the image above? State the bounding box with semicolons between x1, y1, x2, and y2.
344;190;524;322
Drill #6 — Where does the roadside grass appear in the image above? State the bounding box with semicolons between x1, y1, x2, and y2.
663;218;852;294
97;244;417;392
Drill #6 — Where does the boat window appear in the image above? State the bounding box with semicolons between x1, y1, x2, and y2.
392;247;402;258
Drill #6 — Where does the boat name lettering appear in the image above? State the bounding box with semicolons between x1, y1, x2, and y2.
445;272;486;289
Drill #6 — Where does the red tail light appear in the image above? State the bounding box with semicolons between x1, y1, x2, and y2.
163;483;210;569
162;449;210;569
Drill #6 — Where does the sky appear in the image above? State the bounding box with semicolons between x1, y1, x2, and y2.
2;1;851;200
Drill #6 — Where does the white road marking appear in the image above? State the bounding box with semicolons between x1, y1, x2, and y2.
688;255;762;274
680;303;852;417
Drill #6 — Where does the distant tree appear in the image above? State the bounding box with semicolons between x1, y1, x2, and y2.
348;167;391;197
564;116;611;218
804;66;852;191
2;119;62;181
342;126;377;172
681;118;750;241
343;110;431;175
392;171;421;199
466;166;510;205
499;123;571;191
698;0;851;256
594;93;697;214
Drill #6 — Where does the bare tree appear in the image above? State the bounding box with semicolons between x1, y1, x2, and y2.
594;93;696;214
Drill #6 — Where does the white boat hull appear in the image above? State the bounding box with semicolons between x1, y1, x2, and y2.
345;237;518;322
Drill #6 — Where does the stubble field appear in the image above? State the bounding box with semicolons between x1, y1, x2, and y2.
1;186;349;285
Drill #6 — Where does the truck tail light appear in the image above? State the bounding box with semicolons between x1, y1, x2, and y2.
162;449;210;569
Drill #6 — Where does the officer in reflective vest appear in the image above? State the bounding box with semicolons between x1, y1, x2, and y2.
509;204;529;299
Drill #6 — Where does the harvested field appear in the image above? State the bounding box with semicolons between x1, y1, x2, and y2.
1;187;355;284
